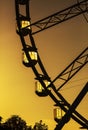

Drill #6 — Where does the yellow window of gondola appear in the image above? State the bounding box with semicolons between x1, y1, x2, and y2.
54;108;62;120
22;46;37;67
35;75;51;97
16;16;31;36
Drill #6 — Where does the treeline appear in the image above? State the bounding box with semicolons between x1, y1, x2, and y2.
0;115;48;130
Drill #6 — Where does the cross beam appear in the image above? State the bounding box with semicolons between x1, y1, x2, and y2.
55;82;88;130
31;0;88;35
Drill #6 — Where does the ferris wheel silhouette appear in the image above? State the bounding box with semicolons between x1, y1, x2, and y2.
15;0;88;129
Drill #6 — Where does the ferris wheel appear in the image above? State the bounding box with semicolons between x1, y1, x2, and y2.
15;0;88;129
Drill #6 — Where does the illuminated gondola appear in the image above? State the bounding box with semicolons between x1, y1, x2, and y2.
22;45;37;67
35;75;51;97
16;15;31;36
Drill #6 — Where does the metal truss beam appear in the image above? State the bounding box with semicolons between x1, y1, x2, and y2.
31;0;88;35
49;47;88;91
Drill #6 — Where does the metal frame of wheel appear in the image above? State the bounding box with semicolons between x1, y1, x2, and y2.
15;0;88;129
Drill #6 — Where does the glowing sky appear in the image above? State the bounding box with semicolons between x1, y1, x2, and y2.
0;0;88;130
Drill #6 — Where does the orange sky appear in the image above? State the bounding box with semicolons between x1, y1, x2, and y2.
0;0;88;130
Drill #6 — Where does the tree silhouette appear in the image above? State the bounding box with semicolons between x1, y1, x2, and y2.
3;115;27;130
0;116;48;130
33;120;48;130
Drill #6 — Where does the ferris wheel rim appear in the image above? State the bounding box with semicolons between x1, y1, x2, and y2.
15;0;88;128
